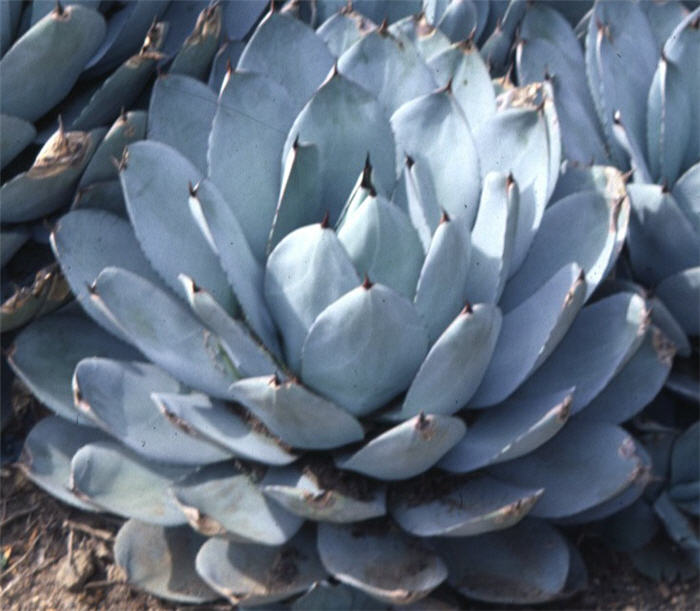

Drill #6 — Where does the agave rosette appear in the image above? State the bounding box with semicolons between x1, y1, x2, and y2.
513;1;699;346
9;5;671;607
512;0;699;580
0;0;269;332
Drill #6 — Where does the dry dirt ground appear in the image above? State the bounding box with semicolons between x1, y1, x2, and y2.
0;465;698;611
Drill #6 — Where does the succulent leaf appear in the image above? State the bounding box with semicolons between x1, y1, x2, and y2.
581;327;675;425
208;71;296;261
317;10;376;58
268;142;323;254
398;303;502;418
89;267;237;398
120;140;234;310
413;213;471;342
500;188;623;309
435;518;570;604
171;462;304;543
148;75;217;173
655;267;700;336
316;523;447;605
439;388;573;473
337;194;425;298
154;392;297;466
390;474;542;537
265;224;359;373
189;178;280;354
262;467;386;523
283;71;397;225
114;519;217;604
229;376;365;450
51;209;165;340
428;40;496;135
19;416;109;511
73;358;232;465
196;529;326;606
336;413;465;480
0;5;106;122
238;11;334;110
391;87;481;230
0;114;36;169
71;440;190;525
467;171;519;303
472;263;585;407
338;27;437;115
8;311;139;424
626;184;699;286
672;162;700;234
0;127;102;223
301;283;429;416
490;421;646;519
79;111;147;187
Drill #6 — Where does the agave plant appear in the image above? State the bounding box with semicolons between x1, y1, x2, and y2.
7;4;678;607
0;0;268;333
511;0;699;580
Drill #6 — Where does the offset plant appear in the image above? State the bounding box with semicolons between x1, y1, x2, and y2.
512;0;699;580
4;1;685;607
0;0;267;331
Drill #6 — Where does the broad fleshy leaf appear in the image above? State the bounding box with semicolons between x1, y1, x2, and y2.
9;311;139;424
262;466;386;523
472;264;585;407
73;358;232;465
114;520;217;603
229;377;364;450
513;292;648;414
336;413;465;480
52;209;164;340
0;5;106;122
120;140;234;311
265;224;360;373
90;267;237;398
467;172;519;304
655;267;700;336
337;194;425;298
71;441;190;525
283;71;397;224
171;462;303;544
317;523;447;605
439;389;573;473
397;304;502;418
391;475;542;537
208;71;296;261
148;75;217;173
490;421;646;519
338;27;437;115
435;518;570;604
196;529;326;607
301;283;429;415
580;327;675;424
391;88;481;230
153;392;297;466
427;41;496;133
413;214;471;343
189;178;280;354
237;11;334;110
19;417;108;511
